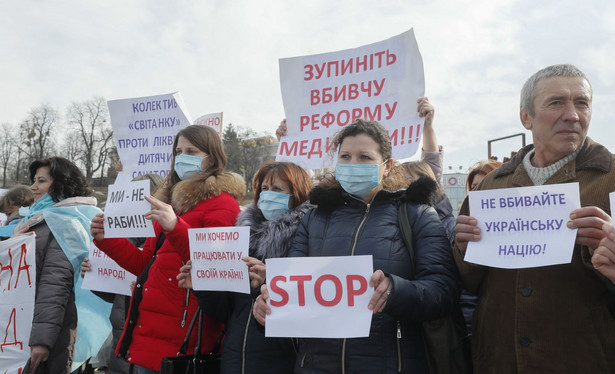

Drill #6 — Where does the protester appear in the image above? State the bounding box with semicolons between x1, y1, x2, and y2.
466;159;502;191
82;173;164;374
11;157;101;374
0;184;34;236
177;161;313;374
90;125;246;373
253;119;459;373
454;64;615;373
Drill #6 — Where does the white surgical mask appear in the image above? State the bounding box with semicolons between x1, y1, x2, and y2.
174;154;206;180
335;160;387;198
257;191;291;221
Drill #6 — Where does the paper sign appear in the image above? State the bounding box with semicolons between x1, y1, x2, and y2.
107;92;192;179
277;29;425;169
0;235;36;372
265;255;374;338
465;183;580;269
609;192;615;224
188;226;250;294
104;180;155;238
81;242;137;296
194;112;223;136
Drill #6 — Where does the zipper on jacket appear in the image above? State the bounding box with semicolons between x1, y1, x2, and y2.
341;338;348;374
242;299;254;374
396;320;402;373
343;200;373;374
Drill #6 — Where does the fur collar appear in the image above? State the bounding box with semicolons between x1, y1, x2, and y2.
235;201;314;260
156;172;246;214
309;175;438;212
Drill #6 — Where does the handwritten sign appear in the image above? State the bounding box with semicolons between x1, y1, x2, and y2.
188;226;250;294
465;183;580;268
265;255;373;338
81;242;137;296
194;112;223;136
103;179;155;238
277;29;425;169
0;235;36;372
108;92;191;180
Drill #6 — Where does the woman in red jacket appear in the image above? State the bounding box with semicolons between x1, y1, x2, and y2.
90;125;246;373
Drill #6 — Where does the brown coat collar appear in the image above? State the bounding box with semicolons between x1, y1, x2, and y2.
495;136;612;178
155;172;246;214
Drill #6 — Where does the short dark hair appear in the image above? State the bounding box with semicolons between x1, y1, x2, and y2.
333;119;392;162
29;157;92;201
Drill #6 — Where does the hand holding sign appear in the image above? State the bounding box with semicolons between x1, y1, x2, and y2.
368;270;393;313
91;213;105;241
177;261;193;289
144;195;177;232
453;215;481;256
244;256;266;289
567;206;611;250
593;221;615;283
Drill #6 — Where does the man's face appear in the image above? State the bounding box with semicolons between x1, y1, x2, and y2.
520;76;592;167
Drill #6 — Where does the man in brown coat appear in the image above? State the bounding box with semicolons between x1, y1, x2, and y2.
454;64;615;374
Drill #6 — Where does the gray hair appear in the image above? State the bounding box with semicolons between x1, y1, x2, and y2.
520;64;592;116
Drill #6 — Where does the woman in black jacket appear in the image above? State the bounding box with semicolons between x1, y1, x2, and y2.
254;119;460;374
179;161;313;374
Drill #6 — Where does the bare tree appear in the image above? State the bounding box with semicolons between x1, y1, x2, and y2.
18;105;58;162
0;123;17;187
65;97;114;182
223;124;278;192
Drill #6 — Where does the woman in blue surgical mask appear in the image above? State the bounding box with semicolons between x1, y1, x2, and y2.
177;161;313;374
90;125;246;374
253;119;460;374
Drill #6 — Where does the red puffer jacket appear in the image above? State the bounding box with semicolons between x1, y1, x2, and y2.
94;172;245;370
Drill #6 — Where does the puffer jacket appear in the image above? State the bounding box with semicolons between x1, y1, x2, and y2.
196;201;313;374
290;177;460;374
27;196;99;374
94;171;245;370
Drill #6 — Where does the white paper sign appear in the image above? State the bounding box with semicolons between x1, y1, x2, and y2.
104;180;155;238
81;242;137;296
265;255;374;338
277;29;425;169
0;235;36;372
609;192;615;224
188;226;250;294
465;183;580;269
194;112;223;136
107;92;192;179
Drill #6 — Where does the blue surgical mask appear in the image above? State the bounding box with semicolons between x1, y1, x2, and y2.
257;191;291;221
335;162;385;199
174;154;205;180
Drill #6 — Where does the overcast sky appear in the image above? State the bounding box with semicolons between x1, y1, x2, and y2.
2;0;614;171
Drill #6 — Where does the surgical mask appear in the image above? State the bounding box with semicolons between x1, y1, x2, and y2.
335;161;386;199
257;191;291;221
174;154;205;180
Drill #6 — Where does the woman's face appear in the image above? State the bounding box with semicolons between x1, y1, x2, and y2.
261;173;291;195
31;166;53;201
175;135;212;170
470;173;485;191
338;134;391;183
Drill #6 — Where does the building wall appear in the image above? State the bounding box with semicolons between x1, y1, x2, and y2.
443;173;467;217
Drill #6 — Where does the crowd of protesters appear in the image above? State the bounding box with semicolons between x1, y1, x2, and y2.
2;63;615;374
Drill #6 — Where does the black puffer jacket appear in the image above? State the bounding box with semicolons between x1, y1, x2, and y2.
290;177;460;374
196;201;313;374
30;220;76;374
